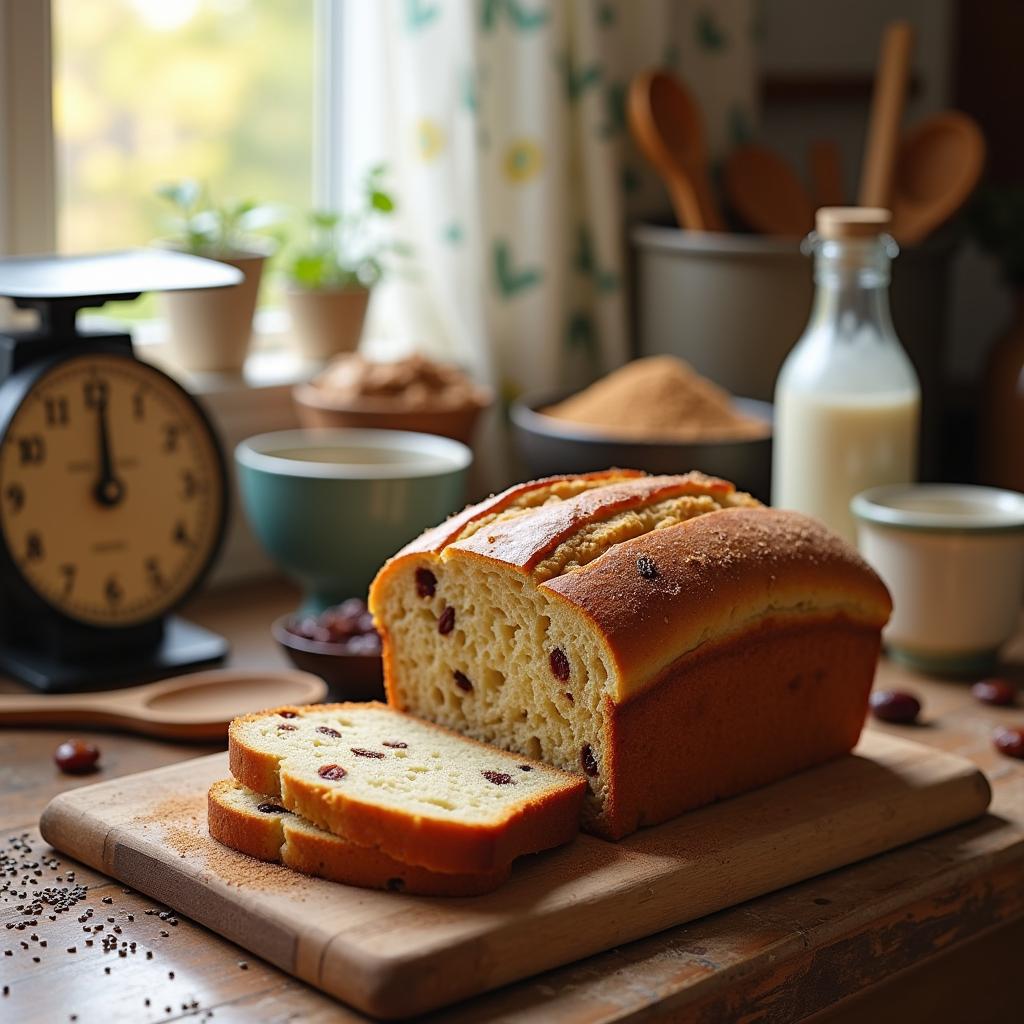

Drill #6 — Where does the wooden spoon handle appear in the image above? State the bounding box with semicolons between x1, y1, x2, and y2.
859;20;914;207
688;170;726;232
809;141;845;207
665;176;708;232
0;699;225;740
0;691;127;718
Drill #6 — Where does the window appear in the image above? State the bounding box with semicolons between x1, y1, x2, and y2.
2;0;346;309
52;0;317;316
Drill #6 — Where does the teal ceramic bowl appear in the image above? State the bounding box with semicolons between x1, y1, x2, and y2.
236;428;472;611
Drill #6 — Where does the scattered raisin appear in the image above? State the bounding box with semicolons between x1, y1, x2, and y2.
54;740;100;775
278;724;298;732
278;710;298;719
415;568;437;598
564;691;574;704
580;744;599;776
549;648;570;682
453;670;473;692
382;741;408;749
318;764;347;780
482;770;513;785
316;726;341;738
869;690;921;724
637;555;659;580
972;679;1017;707
438;606;456;635
386;877;406;892
993;726;1024;759
518;764;533;771
256;803;288;814
351;748;385;759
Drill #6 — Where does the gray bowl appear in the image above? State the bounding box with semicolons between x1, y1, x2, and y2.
510;392;773;501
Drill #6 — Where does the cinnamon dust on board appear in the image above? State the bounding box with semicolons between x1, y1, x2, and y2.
131;793;311;892
542;356;768;442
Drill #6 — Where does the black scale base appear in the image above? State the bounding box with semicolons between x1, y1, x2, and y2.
0;616;228;693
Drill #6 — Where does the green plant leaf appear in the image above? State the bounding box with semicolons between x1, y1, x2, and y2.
156;179;200;211
311;210;341;230
370;190;395;213
289;253;329;289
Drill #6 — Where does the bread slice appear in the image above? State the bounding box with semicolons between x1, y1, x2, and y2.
369;470;893;839
207;779;509;896
228;702;586;874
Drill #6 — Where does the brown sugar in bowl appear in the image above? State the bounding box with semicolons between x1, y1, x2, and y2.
293;383;492;445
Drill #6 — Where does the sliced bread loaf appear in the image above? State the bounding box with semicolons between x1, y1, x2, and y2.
207;779;509;896
228;702;586;874
369;470;893;839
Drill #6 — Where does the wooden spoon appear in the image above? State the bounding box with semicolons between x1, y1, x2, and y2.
628;70;725;231
859;20;915;207
0;669;327;740
808;140;845;207
723;144;815;238
888;111;986;245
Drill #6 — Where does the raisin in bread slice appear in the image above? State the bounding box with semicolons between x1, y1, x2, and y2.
228;702;586;875
369;470;893;840
208;779;509;896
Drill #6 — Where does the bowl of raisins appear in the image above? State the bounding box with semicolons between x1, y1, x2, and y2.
273;599;385;701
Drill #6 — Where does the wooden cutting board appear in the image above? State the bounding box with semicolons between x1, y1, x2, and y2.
39;732;990;1020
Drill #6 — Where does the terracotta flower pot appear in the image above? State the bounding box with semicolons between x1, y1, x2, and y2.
161;249;268;373
285;285;371;363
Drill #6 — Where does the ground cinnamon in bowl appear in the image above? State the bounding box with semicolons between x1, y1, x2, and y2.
541;356;769;442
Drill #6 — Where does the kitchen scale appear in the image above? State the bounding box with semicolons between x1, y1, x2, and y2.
0;249;241;692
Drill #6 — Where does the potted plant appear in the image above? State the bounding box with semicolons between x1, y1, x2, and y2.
156;180;279;373
284;165;400;363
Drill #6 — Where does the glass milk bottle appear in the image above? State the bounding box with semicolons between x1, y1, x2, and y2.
772;208;920;543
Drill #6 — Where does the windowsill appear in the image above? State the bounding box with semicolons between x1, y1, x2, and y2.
88;307;320;396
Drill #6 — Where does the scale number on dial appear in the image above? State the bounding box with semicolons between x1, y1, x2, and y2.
0;353;225;627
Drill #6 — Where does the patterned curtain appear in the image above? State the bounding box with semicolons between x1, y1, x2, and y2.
346;0;757;408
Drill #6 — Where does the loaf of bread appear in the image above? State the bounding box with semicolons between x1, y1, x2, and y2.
207;779;509;896
228;702;586;874
369;471;892;839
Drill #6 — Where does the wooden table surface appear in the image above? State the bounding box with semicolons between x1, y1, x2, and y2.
2;578;1023;1024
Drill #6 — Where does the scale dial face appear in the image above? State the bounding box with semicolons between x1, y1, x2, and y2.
0;352;225;628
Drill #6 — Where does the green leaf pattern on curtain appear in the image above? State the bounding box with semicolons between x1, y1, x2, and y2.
365;0;755;415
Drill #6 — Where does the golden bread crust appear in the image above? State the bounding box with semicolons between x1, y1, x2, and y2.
595;617;881;838
207;780;284;861
542;506;892;701
395;469;641;558
449;471;734;571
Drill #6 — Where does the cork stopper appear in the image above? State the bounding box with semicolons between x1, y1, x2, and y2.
815;207;892;239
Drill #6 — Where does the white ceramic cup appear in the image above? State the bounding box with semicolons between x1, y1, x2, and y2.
852;484;1024;675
